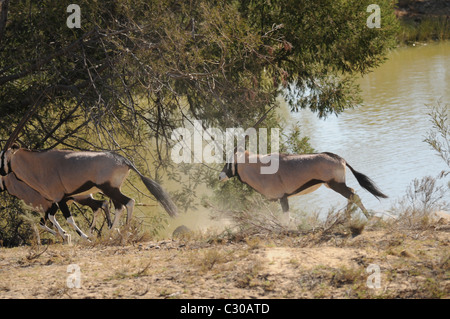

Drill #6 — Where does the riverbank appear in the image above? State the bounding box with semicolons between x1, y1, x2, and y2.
0;214;448;299
396;0;450;43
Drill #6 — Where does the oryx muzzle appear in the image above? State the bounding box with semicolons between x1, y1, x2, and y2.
1;145;178;235
219;151;387;219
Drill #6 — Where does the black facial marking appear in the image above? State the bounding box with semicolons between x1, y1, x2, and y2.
226;163;233;178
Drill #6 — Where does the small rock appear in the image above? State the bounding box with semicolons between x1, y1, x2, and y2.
172;225;191;238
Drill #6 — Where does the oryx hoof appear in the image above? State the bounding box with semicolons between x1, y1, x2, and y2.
64;233;72;245
281;213;291;225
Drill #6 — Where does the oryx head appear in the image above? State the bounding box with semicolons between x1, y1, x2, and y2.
219;162;236;182
218;149;246;182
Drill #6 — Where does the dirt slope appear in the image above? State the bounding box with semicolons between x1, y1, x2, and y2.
0;224;448;299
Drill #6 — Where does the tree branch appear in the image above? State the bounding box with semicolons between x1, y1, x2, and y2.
0;28;97;85
0;0;9;44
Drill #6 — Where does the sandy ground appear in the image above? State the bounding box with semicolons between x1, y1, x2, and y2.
0;221;448;299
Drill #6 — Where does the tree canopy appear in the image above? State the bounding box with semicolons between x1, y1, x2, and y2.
0;0;398;152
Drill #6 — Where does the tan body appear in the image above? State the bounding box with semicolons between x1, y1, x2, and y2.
236;152;346;200
220;151;388;218
8;149;128;202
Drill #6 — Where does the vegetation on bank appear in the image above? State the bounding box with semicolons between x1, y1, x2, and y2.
398;16;450;43
396;0;450;44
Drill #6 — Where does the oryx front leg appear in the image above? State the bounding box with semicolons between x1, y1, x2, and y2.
67;216;90;241
39;217;57;236
280;196;291;227
48;210;71;244
102;200;112;229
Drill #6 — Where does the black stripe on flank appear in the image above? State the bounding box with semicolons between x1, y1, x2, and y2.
287;179;324;197
65;181;97;197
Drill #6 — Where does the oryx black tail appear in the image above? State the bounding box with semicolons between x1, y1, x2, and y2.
346;163;388;199
139;175;178;217
113;152;178;217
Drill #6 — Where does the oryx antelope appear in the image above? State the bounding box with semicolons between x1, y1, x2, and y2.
0;144;178;237
0;172;110;241
219;151;387;219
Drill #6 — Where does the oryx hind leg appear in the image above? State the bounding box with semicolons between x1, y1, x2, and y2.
327;180;370;219
58;201;90;241
101;200;112;228
126;198;135;224
110;202;124;230
100;185;134;229
110;198;134;229
75;196;112;235
89;200;112;235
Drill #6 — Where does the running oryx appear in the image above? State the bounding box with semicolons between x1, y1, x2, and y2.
219;150;387;219
0;144;178;234
0;172;110;242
